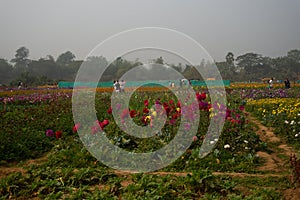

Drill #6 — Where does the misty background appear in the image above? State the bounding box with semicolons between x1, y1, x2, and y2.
0;0;299;86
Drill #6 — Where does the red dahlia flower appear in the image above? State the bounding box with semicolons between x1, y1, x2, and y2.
73;123;80;133
143;108;149;114
99;119;109;129
130;110;137;118
55;131;62;139
107;107;112;114
144;99;149;107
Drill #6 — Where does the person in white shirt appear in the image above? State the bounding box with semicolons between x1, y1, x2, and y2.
268;78;273;89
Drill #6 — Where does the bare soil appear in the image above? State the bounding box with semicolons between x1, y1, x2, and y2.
0;154;48;178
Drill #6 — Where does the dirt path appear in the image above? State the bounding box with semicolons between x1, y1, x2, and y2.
246;112;295;172
0;154;48;179
111;113;299;199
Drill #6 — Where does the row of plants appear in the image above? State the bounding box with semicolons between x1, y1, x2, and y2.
0;136;285;199
1;88;263;171
230;82;300;89
246;97;300;150
0;98;73;162
241;87;300;189
239;88;300;100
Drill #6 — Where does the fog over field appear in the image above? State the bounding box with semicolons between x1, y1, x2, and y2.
0;0;299;61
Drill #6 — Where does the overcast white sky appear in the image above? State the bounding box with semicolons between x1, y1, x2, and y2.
0;0;299;62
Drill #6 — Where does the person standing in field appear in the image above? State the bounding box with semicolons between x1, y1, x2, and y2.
120;80;126;92
18;81;23;89
179;79;182;87
114;80;121;93
113;80;117;91
284;78;291;89
268;78;273;89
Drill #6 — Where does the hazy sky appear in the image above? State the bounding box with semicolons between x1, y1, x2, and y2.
0;0;299;62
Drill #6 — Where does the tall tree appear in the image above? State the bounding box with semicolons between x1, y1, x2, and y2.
0;59;13;84
28;59;61;80
220;52;236;80
11;46;30;66
287;49;300;63
226;52;234;65
56;51;75;66
236;53;265;81
10;47;31;79
11;47;31;76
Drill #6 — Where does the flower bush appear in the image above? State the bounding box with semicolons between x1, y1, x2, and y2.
246;98;300;149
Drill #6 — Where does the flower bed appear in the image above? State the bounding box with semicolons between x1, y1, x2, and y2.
246;98;300;149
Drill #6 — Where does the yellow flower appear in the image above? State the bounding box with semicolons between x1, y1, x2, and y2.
146;116;151;121
152;111;157;117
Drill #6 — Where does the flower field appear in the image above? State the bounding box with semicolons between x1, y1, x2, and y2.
246;97;300;149
0;86;299;199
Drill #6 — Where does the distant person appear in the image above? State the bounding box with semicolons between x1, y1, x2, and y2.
113;80;117;91
179;79;183;87
268;78;273;89
120;80;126;92
114;80;121;93
18;81;23;89
284;78;291;89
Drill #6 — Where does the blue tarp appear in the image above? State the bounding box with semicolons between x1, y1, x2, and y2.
58;80;230;89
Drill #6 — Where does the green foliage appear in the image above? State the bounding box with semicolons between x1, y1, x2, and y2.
0;88;293;199
10;47;30;66
0;59;13;85
56;51;75;66
3;46;300;87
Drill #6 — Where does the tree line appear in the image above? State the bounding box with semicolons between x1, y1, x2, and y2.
0;47;299;87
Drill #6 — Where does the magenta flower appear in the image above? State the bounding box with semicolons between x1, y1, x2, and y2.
184;123;191;131
169;119;176;125
239;105;245;111
45;129;55;137
116;103;122;110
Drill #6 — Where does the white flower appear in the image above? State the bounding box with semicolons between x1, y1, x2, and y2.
244;140;248;144
284;120;289;124
224;144;230;149
245;147;249;150
290;120;295;125
210;141;215;145
295;134;299;137
214;138;218;142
